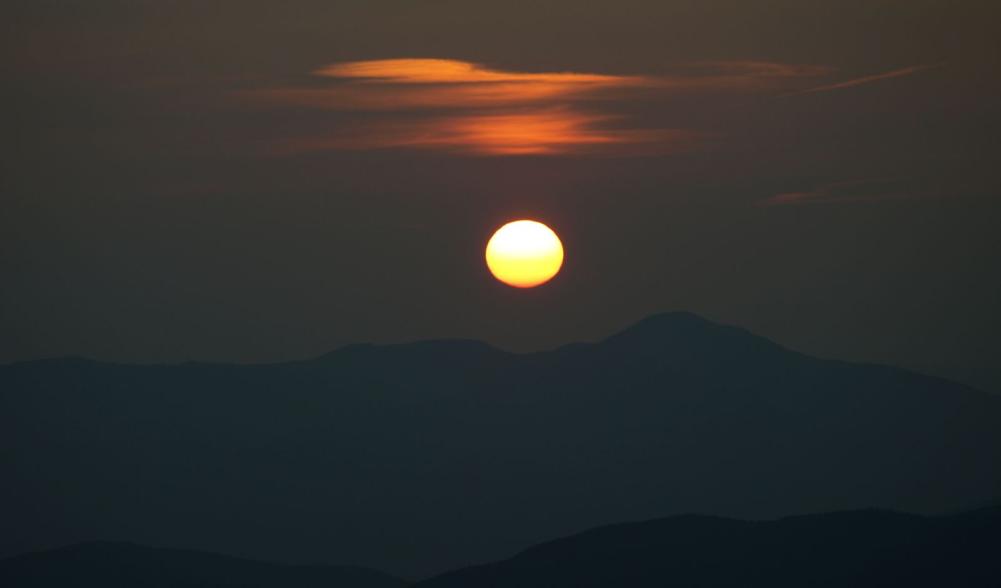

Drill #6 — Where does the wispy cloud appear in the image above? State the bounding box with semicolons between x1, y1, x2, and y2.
314;58;631;85
760;178;931;206
268;59;646;110
242;58;827;156
277;108;698;156
247;59;831;109
790;64;940;95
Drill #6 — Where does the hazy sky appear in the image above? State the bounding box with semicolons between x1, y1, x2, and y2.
3;0;1000;391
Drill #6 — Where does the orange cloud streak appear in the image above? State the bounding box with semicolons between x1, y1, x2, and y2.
280;109;697;156
247;80;606;110
245;58;831;156
314;58;632;85
791;64;939;95
760;178;926;206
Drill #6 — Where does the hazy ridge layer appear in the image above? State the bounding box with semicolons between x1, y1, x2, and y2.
3;313;999;577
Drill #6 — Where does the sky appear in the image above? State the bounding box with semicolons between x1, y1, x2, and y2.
3;0;1000;392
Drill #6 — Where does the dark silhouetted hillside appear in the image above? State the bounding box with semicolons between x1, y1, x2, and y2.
2;312;1000;577
0;542;407;588
415;507;1001;587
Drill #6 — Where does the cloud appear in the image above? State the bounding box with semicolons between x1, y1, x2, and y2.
246;81;610;111
675;61;832;89
242;58;829;156
246;59;830;111
760;178;931;206
276;107;699;156
313;58;631;85
789;64;939;95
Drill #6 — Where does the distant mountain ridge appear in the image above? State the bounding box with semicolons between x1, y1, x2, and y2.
2;312;1000;577
414;506;1001;587
4;507;998;587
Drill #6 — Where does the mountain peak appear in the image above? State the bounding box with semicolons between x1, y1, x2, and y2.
605;311;737;345
599;311;790;367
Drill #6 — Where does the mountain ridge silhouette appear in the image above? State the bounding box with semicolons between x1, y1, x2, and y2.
414;506;1001;587
4;507;998;587
2;312;994;396
2;312;999;577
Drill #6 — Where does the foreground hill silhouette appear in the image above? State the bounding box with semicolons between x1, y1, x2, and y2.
4;508;998;587
0;542;406;588
414;507;1001;587
2;312;1000;577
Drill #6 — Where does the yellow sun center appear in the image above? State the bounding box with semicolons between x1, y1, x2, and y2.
485;220;564;288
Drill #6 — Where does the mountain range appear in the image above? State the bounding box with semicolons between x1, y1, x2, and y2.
413;506;1001;587
4;507;999;587
2;312;999;577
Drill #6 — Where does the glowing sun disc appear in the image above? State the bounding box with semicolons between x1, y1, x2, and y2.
485;220;564;288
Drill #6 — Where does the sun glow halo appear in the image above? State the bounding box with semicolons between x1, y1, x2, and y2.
485;220;564;288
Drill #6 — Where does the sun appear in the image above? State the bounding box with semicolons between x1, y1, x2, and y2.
485;220;564;288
